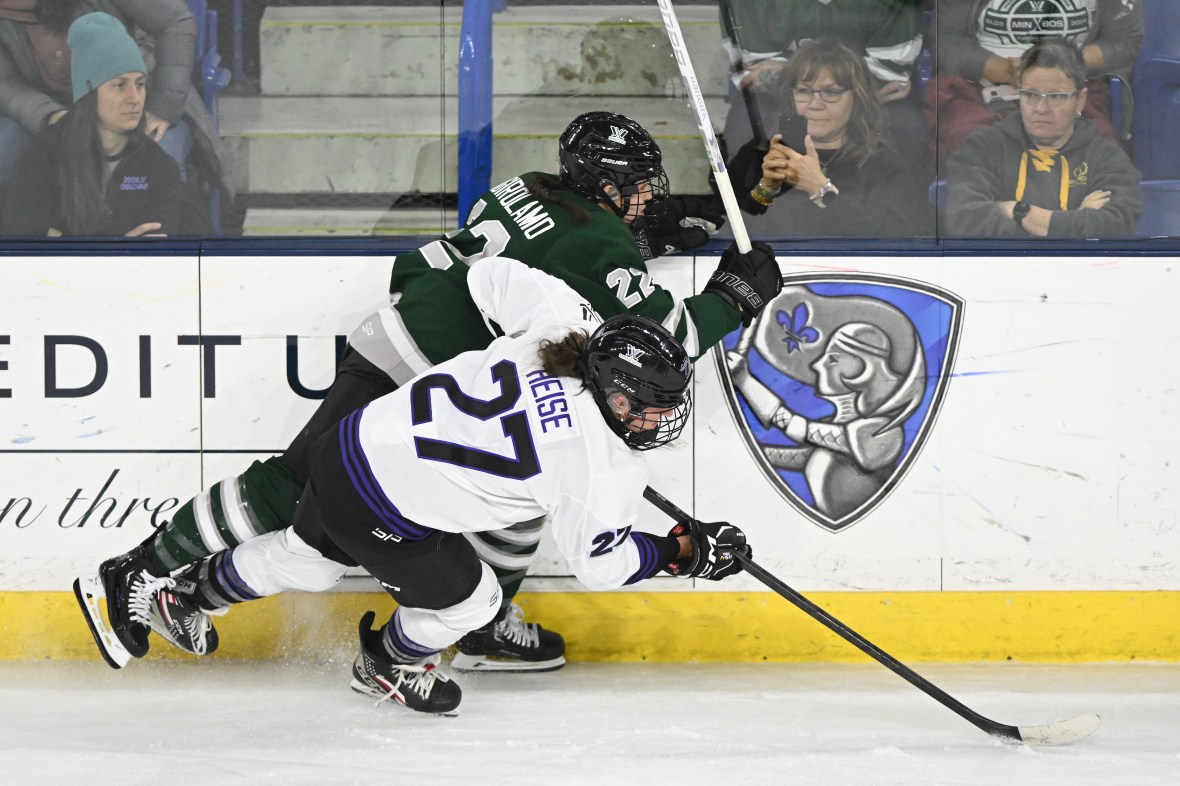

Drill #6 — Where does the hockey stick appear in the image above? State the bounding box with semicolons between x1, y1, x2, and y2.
655;0;751;254
719;0;769;151
642;486;1100;746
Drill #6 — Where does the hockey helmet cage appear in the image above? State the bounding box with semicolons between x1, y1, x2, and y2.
558;111;669;219
580;314;692;450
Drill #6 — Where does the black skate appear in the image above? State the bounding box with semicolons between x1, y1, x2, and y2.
350;611;462;716
148;585;219;657
451;602;566;673
73;544;170;669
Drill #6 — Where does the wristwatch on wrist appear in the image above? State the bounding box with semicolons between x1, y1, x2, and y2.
809;179;839;209
1012;200;1031;228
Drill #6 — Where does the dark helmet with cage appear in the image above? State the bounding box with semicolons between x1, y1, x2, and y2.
579;314;692;451
558;111;669;220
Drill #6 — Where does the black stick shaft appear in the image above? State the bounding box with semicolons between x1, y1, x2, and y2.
641;486;1021;742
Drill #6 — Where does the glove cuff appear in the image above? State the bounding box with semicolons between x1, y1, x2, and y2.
662;521;697;577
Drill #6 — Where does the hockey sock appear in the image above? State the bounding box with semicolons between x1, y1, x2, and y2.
175;551;262;611
152;457;304;571
381;610;443;664
464;517;544;612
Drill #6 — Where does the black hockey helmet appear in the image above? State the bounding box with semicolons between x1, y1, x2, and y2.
558;111;669;220
580;314;692;451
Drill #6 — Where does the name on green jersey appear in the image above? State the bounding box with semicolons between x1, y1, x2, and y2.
490;177;557;240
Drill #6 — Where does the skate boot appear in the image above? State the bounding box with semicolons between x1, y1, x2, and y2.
350;611;462;716
73;541;172;669
147;584;219;656
451;602;565;673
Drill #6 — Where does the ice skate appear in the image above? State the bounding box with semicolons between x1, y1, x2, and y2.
147;584;220;656
73;542;171;669
350;611;462;716
451;602;566;673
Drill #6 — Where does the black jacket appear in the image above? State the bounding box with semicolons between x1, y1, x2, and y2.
727;138;935;239
1;120;181;236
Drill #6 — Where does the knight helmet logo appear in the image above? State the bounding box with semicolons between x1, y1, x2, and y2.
608;126;629;146
717;273;964;533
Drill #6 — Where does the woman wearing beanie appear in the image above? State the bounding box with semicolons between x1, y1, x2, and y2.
0;1;233;207
0;11;179;236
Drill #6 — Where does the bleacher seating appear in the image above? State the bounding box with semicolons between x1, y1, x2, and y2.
1130;0;1180;180
217;5;728;235
1136;180;1180;237
185;0;231;234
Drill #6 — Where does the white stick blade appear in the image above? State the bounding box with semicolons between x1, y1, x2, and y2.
1018;713;1100;746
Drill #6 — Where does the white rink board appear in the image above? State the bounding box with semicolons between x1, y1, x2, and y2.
1;253;1177;592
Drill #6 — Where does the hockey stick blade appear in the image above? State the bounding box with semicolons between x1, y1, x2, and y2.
641;486;1100;746
1017;713;1101;747
73;575;132;669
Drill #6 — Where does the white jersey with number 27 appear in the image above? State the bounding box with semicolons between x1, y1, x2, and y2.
354;256;657;591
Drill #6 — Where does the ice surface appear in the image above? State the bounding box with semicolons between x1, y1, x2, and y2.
1;661;1176;786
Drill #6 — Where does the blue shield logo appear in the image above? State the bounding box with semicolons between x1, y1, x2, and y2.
716;273;964;532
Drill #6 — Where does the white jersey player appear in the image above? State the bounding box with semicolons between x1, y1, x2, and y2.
162;255;752;715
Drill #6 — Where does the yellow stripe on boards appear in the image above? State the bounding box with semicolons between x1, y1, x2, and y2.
3;591;1177;663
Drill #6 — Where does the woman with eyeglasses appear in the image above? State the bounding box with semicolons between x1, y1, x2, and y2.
927;0;1142;169
726;38;934;239
945;37;1142;238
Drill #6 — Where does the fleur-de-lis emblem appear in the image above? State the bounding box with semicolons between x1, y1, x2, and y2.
608;126;629;145
776;302;820;353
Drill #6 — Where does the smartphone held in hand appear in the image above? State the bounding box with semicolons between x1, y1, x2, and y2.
778;113;808;152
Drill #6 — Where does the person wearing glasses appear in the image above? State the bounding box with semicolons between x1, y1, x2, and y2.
927;0;1143;168
717;0;926;156
724;38;933;239
945;37;1141;238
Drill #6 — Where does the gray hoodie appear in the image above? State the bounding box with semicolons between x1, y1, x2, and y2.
945;112;1142;237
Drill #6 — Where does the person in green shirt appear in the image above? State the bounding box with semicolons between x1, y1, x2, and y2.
74;111;782;674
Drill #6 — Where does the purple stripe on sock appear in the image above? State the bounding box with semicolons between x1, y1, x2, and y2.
214;551;262;602
384;610;442;661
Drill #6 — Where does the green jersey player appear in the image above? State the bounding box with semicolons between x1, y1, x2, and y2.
74;111;782;673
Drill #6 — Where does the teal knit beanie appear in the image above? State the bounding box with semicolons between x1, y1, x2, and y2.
68;12;147;103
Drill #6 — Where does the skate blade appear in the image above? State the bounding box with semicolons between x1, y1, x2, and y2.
73;576;132;670
450;652;566;673
349;679;459;717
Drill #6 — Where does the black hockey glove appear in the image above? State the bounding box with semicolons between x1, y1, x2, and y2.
664;519;751;581
702;240;783;327
634;196;726;260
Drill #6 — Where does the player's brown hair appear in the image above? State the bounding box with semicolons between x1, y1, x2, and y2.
527;175;591;225
538;329;590;381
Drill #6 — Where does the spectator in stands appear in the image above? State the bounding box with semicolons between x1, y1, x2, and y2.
725;38;934;238
0;0;232;206
945;37;1142;238
927;0;1143;168
0;11;179;235
718;0;926;156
